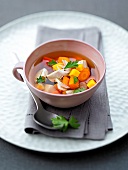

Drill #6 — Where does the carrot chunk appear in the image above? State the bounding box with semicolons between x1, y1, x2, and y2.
74;56;82;61
35;83;44;91
69;76;79;90
78;68;90;81
58;57;70;63
62;76;70;86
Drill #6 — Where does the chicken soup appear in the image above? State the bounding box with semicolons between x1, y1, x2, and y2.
29;51;99;94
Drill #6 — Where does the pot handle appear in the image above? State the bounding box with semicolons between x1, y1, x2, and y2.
12;62;25;82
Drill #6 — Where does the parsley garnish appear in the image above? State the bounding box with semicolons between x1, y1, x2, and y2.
51;116;80;132
51;116;68;132
64;61;78;69
73;88;85;93
48;59;57;66
74;76;78;84
36;76;45;83
69;116;80;129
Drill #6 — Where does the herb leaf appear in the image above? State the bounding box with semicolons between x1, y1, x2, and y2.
48;59;57;66
69;116;80;129
74;76;78;84
36;76;45;83
73;88;85;93
51;115;80;132
51;116;69;132
64;61;78;69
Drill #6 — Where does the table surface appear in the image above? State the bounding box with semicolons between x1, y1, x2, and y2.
0;0;128;170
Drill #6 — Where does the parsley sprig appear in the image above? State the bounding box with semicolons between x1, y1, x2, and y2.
64;61;78;69
48;59;57;66
73;88;85;93
36;76;45;83
74;76;78;84
69;116;80;129
51;116;80;132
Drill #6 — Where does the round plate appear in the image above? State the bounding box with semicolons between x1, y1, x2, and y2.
0;11;128;153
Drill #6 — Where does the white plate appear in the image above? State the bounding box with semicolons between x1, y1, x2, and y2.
0;11;128;153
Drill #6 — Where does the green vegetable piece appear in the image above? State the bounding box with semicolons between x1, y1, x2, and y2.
48;59;57;66
51;115;80;132
64;61;78;69
73;88;85;93
74;76;78;84
51;116;69;132
36;76;45;83
69;116;80;129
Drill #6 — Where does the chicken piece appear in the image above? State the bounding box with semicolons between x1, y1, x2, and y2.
65;90;74;94
79;82;87;90
44;84;57;93
41;68;48;77
62;60;71;72
55;78;70;91
35;68;48;82
47;69;70;82
62;60;68;67
78;60;88;68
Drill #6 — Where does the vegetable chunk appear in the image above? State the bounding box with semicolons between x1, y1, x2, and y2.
35;83;44;91
78;68;90;81
58;57;70;63
33;53;97;95
87;79;96;88
62;76;70;86
69;76;79;90
69;69;80;77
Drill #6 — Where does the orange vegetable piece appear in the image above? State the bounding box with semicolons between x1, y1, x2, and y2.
62;91;66;94
62;76;70;86
74;56;82;61
78;68;90;81
58;57;70;63
43;56;52;61
35;83;44;91
69;76;79;90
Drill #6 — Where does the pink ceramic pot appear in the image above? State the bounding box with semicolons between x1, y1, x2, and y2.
13;39;105;108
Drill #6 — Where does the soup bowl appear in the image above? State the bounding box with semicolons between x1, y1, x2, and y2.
13;39;105;108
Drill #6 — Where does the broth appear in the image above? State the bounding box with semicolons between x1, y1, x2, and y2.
29;51;99;94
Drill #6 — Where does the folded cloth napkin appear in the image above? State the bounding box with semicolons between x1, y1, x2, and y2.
24;26;113;140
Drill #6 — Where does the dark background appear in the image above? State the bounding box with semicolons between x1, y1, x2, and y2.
0;0;128;30
0;0;128;170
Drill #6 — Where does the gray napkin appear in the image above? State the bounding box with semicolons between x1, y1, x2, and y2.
25;26;113;140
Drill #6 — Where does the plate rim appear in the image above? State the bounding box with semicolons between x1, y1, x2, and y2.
0;11;128;34
0;11;128;153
